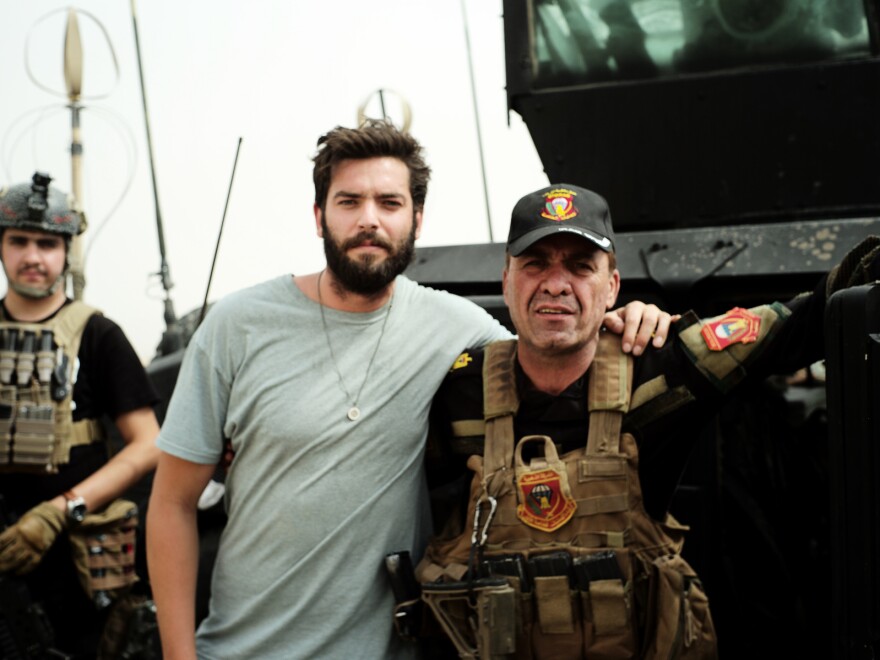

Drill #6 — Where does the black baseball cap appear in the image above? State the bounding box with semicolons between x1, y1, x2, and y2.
506;184;615;256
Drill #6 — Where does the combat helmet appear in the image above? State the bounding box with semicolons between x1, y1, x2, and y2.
0;172;84;238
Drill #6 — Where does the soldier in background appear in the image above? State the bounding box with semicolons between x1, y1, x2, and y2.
0;172;160;659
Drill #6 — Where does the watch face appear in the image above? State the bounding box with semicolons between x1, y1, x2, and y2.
67;497;87;522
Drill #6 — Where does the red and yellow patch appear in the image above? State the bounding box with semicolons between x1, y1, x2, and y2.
701;307;762;351
516;470;577;532
541;188;579;222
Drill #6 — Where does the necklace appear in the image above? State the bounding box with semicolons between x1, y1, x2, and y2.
316;270;393;421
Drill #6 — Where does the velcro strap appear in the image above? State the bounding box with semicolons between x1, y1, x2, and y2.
451;419;485;438
483;340;519;420
568;529;629;548
586;410;623;456
579;456;627;479
587;332;632;413
575;493;629;516
631;375;669;411
70;418;106;447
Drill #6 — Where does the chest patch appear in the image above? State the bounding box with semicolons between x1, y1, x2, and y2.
516;469;577;532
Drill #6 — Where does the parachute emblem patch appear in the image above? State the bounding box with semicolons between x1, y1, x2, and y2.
541;188;578;222
701;307;761;351
516;470;577;532
450;352;473;371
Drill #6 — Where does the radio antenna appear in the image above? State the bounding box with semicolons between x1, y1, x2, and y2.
199;138;243;328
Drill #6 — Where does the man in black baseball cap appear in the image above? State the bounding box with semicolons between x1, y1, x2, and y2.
419;182;880;658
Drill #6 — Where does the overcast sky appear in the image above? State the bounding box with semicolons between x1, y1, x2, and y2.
0;0;548;361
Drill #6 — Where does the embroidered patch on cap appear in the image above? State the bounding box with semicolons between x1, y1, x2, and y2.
701;307;761;351
450;352;473;371
541;188;578;222
516;470;577;532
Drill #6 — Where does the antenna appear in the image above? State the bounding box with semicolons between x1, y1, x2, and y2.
459;0;494;242
199;138;243;328
130;0;183;356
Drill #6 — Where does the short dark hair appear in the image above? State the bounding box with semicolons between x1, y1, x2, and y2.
312;120;431;211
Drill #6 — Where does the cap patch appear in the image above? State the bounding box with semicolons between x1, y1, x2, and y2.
541;188;578;222
701;307;761;351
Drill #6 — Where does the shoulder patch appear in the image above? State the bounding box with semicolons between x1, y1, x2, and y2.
450;351;474;372
700;307;761;351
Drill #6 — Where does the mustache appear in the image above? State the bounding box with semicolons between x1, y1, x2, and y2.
17;265;48;276
341;231;394;252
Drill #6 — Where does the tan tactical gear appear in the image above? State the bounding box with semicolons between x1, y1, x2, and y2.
69;498;139;606
0;499;67;575
418;333;717;659
0;301;106;473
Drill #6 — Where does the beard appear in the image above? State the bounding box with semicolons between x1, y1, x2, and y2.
321;215;417;296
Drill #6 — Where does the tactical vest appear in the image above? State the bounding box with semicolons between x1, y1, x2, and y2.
417;332;718;659
0;301;106;473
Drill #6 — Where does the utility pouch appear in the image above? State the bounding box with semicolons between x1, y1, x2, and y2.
642;554;716;660
12;401;55;468
0;387;16;464
421;578;517;659
573;549;638;659
69;499;139;609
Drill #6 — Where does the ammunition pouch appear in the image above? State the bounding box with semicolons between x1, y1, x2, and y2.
0;303;104;474
69;499;139;608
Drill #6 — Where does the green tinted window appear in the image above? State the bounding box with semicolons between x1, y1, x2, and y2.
531;0;871;86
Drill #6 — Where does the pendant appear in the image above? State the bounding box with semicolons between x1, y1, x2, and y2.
347;407;361;421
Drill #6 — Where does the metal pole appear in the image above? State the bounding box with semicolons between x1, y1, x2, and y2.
63;8;86;299
459;0;494;242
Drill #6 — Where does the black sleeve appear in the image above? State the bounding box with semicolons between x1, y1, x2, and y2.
72;314;160;422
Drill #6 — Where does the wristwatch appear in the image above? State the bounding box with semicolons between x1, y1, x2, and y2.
63;490;87;523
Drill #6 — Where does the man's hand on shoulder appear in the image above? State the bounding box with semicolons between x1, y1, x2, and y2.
604;301;680;356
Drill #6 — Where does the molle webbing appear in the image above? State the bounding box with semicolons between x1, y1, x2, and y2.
586;332;631;456
0;301;103;472
482;340;518;497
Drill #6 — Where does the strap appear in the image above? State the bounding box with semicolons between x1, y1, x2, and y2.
47;301;100;368
586;332;632;456
70;418;106;447
481;341;519;497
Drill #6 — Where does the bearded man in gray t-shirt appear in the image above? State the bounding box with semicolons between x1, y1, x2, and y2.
146;121;671;660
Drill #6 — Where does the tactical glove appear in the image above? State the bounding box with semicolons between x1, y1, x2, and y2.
0;500;67;575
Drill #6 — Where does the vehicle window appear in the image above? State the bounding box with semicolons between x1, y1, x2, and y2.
531;0;871;86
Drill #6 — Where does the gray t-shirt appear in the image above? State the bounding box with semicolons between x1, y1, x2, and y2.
157;274;511;659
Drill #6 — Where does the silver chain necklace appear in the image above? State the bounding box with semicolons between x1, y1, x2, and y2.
316;270;393;422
